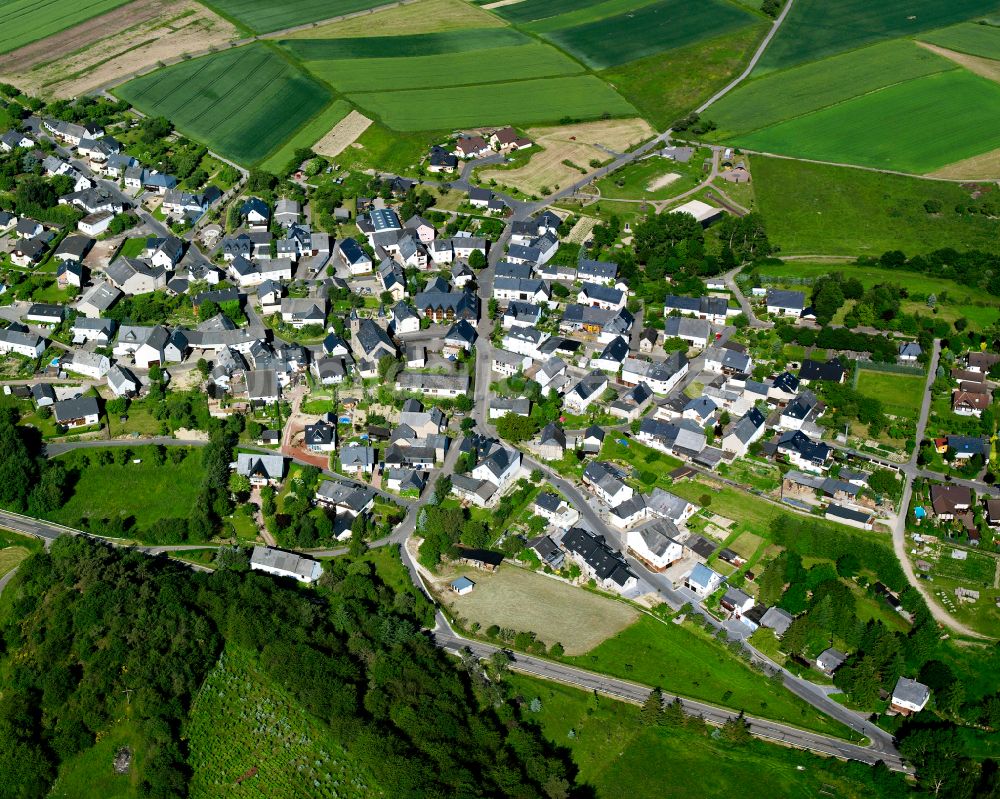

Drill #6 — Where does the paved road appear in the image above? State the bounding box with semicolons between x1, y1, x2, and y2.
723;266;769;328
889;341;990;638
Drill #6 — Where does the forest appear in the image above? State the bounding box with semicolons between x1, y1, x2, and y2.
0;537;574;799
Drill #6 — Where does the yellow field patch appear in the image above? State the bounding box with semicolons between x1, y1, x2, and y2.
480;117;656;196
929;146;1000;179
434;562;638;655
313;110;374;157
0;0;240;98
283;0;505;38
917;41;1000;84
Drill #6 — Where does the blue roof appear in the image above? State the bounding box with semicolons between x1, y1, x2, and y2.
688;563;719;589
451;576;475;591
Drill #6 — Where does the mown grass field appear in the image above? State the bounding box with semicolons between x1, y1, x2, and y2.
735;70;1000;173
509;674;895;799
0;0;132;54
751;156;1000;255
50;446;204;531
543;0;758;69
855;370;926;418
603;23;767;130
259;99;351;173
305;43;584;93
188;646;377;798
203;0;389;33
350;75;635;130
755;0;1000;72
595;149;711;199
919;21;1000;59
564;615;851;738
710;40;955;137
116;43;331;165
440;563;638;655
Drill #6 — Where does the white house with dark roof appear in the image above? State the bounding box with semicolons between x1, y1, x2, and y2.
765;289;805;317
250;545;322;583
890;677;930;715
582;461;633;507
235;452;286;485
53;395;100;428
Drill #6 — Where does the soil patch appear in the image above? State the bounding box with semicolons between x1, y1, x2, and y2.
314;110;374;158
283;0;504;38
646;172;680;191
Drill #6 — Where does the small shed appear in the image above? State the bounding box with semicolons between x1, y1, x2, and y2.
451;576;475;595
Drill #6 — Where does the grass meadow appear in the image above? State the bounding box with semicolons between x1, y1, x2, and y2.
919;21;1000;59
750;156;1000;255
350;75;635;130
259;99;351;173
50;446;204;531
279;27;529;58
542;0;758;69
187;646;376;798
509;674;894;799
755;0;1000;72
203;0;389;33
47;719;143;799
563;615;852;738
116;44;331;165
0;0;132;54
735;70;1000;173
709;39;955;137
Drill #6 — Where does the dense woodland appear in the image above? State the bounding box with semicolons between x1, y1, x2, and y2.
0;538;574;799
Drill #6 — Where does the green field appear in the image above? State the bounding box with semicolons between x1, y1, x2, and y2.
710;40;955;137
735;70;1000;173
279;27;529;58
919;21;1000;59
0;0;132;54
116;44;332;165
595;149;711;199
932;549;998;585
203;0;389;33
509;674;897;799
855;370;926;418
564;615;850;738
603;23;767;129
350;74;635;130
50;446;204;532
751;156;1000;255
188;646;377;798
755;0;1000;72
542;0;758;69
259;99;352;173
305;43;584;92
47;719;143;799
493;0;625;25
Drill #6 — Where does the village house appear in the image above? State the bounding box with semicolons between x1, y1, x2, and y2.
890;677;930;715
53;395;100;429
250;546;323;583
627;523;684;570
685;563;723;598
561;527;637;594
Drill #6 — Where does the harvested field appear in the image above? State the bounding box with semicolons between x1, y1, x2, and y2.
930;146;1000;180
282;0;506;37
918;41;1000;84
483;0;524;7
436;562;638;655
0;0;240;98
647;172;680;191
0;0;133;55
259;99;353;173
480;117;654;195
919;21;1000;61
313;109;374;157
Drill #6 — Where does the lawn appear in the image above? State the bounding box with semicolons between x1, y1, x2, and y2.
438;563;638;655
931;549;998;585
47;718;143;799
754;0;1000;72
598;436;683;491
594;149;711;200
115;43;332;165
258;99;352;174
603;23;768;129
0;0;132;54
755;261;1000;328
508;674;894;799
564;615;851;737
304;43;584;93
50;446;205;533
855;370;926;418
0;545;32;578
117;237;148;259
541;0;759;69
709;39;955;137
350;75;635;131
735;70;1000;174
202;0;389;33
919;21;1000;60
750;156;1000;255
187;646;377;798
